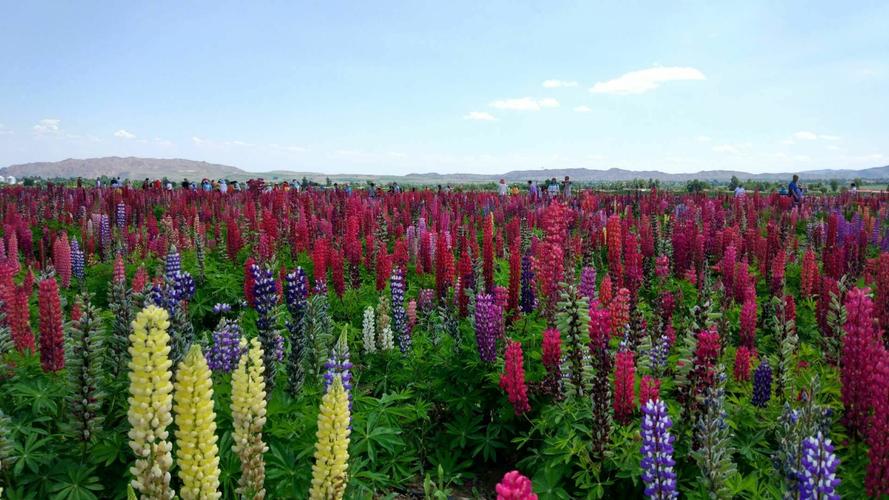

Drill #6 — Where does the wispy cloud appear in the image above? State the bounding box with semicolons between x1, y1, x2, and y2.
489;97;559;111
542;79;578;88
590;66;706;95
269;143;308;152
574;105;592;113
464;111;497;121
33;118;61;134
695;135;712;142
786;131;842;144
712;144;741;154
113;129;135;139
0;124;12;136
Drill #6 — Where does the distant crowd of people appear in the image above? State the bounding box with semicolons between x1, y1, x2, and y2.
61;174;864;203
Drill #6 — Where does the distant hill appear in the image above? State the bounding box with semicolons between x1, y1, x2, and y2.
3;156;888;184
1;157;244;181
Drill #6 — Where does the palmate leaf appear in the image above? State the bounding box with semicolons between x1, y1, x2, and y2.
12;434;52;475
352;421;404;463
48;463;103;500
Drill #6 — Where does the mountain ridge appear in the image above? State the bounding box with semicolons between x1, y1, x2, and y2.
3;156;889;184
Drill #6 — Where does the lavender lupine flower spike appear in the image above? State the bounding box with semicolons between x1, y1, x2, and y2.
212;303;232;314
390;268;410;353
640;398;678;499
71;238;85;281
165;246;181;280
99;214;112;253
116;203;127;230
474;293;497;362
579;265;597;302
324;329;353;413
799;432;841;500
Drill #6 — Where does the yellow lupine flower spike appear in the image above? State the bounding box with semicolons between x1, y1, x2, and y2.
310;375;351;500
174;344;221;500
231;337;268;500
127;305;175;500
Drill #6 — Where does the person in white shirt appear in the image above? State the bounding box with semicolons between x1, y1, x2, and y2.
498;179;508;196
734;185;746;197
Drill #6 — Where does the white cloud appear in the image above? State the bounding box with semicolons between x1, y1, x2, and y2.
269;143;307;152
489;97;559;111
542;79;578;88
231;140;253;147
33;118;61;134
695;135;712;142
792;131;818;141
0;124;11;136
820;134;841;141
590;66;706;95
781;139;796;145
574;105;592;113
464;111;497;121
192;136;205;145
712;144;741;155
113;129;135;139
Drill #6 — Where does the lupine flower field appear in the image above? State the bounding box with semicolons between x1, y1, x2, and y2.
1;183;889;499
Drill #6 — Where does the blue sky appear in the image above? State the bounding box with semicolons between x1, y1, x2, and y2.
1;1;887;175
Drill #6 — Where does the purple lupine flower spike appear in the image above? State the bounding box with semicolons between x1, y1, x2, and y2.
474;293;497;362
799;432;841;500
207;319;243;373
640;398;678;499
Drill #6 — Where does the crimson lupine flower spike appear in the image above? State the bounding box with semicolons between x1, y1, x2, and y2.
53;233;72;287
38;277;65;372
499;340;530;415
614;349;636;424
541;328;562;397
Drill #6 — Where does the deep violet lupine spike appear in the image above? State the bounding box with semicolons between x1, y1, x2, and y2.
474;293;497;362
752;358;772;408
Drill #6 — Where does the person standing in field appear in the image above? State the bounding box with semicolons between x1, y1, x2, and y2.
562;175;572;197
547;177;559;198
788;174;803;205
498;179;508;197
